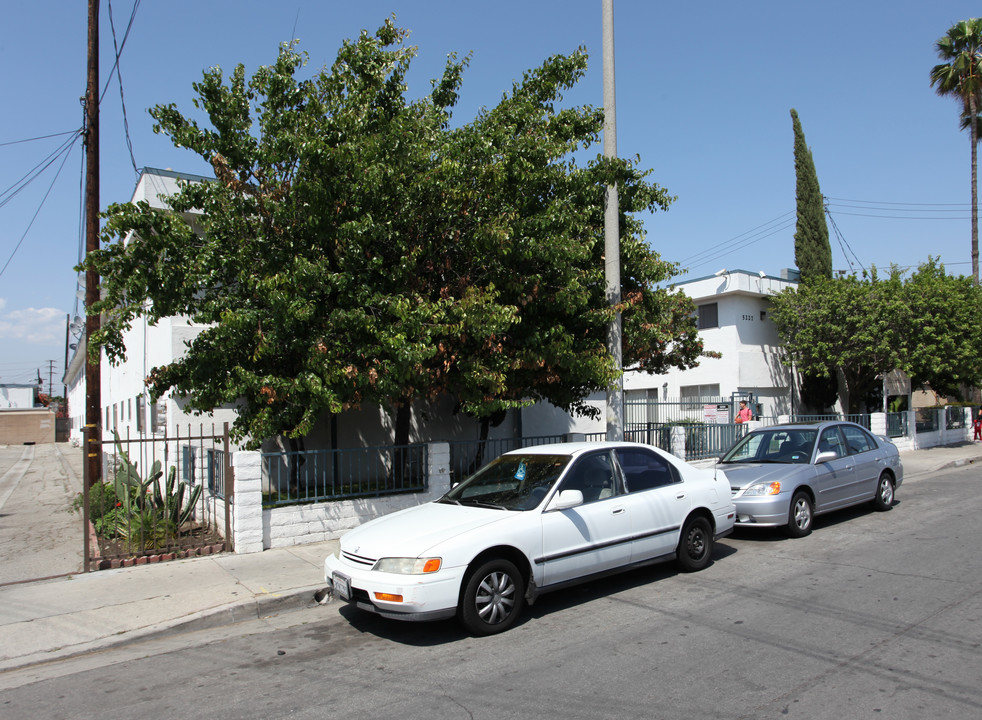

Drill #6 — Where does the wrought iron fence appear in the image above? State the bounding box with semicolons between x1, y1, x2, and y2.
263;443;428;507
84;424;231;570
886;412;908;438
790;413;872;429
447;435;566;484
914;408;939;433
591;422;747;461
684;423;749;460
945;406;967;430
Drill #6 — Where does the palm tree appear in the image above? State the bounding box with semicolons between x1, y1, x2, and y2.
931;18;982;285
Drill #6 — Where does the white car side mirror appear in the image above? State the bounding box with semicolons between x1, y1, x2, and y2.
815;451;838;464
548;489;584;511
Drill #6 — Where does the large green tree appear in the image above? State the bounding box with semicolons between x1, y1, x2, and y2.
86;20;700;449
790;108;832;282
931;18;982;286
771;262;982;411
903;258;982;396
770;271;908;413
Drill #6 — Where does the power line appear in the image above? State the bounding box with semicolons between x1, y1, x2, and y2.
99;0;141;104
825;209;969;220
0;129;81;148
0;139;78;281
0;131;80;210
678;212;796;274
825;203;866;275
107;0;141;177
825;196;970;207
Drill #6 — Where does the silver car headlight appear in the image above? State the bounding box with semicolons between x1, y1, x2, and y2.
372;557;442;574
742;481;782;497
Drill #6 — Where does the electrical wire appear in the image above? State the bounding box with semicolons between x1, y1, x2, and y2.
107;0;141;177
0;138;77;280
825;204;866;274
678;210;796;274
99;0;141;104
825;196;970;219
0;130;81;148
0;131;80;210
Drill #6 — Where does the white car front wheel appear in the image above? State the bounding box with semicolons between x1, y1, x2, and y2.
459;558;525;635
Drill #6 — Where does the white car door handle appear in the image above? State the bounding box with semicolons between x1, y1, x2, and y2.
611;506;625;515
676;492;686;500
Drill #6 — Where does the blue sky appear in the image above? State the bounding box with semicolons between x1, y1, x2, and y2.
1;0;978;388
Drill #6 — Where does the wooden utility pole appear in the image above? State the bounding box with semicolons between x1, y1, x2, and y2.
84;0;101;486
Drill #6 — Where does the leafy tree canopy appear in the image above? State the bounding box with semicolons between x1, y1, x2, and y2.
85;20;701;448
770;259;982;411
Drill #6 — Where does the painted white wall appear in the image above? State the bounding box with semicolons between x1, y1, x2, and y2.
0;385;36;409
624;269;797;418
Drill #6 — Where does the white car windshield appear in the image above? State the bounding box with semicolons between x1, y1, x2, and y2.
721;429;817;465
441;454;571;510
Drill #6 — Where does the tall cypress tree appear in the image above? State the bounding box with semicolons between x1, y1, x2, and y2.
791;108;833;281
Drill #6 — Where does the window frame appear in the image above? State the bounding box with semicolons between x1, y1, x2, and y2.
614;447;681;493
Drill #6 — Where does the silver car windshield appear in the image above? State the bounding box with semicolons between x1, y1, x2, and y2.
721;429;818;465
441;454;570;510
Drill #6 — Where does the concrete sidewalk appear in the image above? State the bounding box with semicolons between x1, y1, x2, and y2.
0;441;979;674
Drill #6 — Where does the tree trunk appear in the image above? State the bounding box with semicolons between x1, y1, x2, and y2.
466;416;492;477
286;435;306;494
392;398;412;489
971;92;979;286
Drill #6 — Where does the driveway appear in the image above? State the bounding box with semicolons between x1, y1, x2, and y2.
0;443;85;585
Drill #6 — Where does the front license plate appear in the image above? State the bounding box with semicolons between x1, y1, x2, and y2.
333;572;351;601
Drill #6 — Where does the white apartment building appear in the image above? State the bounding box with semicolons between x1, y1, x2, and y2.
64;168;240;447
623;268;800;421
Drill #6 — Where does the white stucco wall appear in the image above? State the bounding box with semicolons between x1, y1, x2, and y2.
0;385;36;409
624;270;797;417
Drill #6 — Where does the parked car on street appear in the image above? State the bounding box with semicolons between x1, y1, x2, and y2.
719;421;903;538
325;441;736;635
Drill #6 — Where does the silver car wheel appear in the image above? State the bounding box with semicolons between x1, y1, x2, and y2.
787;490;813;538
475;570;516;624
873;473;895;511
460;558;526;635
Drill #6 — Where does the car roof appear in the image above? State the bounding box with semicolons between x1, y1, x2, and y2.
501;441;650;457
748;420;868;431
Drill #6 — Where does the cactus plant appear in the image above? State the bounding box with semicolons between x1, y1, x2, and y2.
110;431;203;547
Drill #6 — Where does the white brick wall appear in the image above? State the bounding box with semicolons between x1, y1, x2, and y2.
232;442;451;553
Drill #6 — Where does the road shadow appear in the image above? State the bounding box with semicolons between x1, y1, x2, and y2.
327;542;739;646
729;498;901;543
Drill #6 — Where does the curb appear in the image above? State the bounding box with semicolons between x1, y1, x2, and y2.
0;585;333;674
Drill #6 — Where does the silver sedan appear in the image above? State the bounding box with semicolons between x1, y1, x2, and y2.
718;421;903;537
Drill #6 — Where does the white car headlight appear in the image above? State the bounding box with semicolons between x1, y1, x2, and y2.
742;481;781;497
372;557;442;574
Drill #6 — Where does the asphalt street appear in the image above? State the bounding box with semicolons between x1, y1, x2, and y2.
1;457;980;719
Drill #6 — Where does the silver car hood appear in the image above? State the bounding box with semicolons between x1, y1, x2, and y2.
719;462;808;489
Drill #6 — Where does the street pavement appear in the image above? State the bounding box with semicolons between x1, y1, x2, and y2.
0;439;979;675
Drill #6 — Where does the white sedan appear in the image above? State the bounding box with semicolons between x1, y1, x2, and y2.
324;441;736;635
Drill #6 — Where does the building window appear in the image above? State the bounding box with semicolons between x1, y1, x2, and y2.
136;395;145;432
697;303;718;329
680;384;721;402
